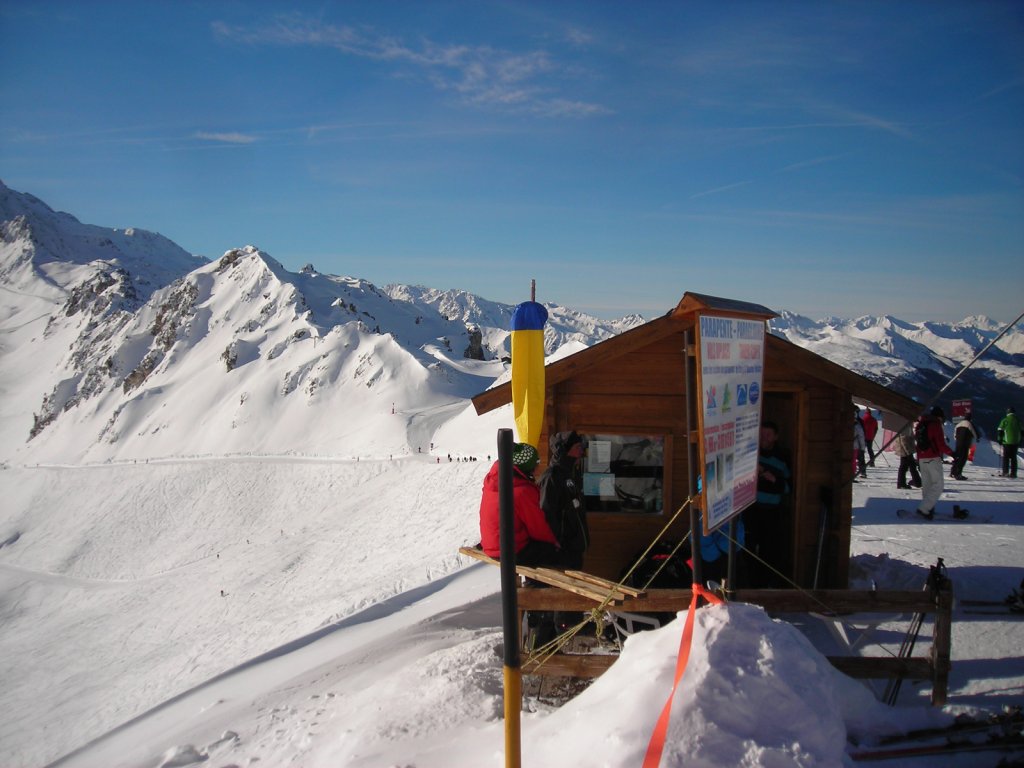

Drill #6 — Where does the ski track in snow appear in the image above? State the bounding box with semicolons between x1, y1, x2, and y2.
0;455;492;767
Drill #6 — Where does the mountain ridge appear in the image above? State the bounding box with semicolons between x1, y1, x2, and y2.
1;181;1021;465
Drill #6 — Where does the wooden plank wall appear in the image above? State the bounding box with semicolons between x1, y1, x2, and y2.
539;331;692;580
763;352;853;588
532;329;855;587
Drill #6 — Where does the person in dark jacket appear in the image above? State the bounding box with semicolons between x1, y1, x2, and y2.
538;431;589;570
914;407;955;520
949;412;978;481
893;420;922;489
742;420;792;587
478;443;562;566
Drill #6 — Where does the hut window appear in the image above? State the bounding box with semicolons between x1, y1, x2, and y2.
580;433;664;514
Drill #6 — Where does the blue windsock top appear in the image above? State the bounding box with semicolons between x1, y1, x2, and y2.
510;301;548;331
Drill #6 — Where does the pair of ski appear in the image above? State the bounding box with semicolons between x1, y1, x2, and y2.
849;709;1024;761
960;597;1024;617
895;506;991;523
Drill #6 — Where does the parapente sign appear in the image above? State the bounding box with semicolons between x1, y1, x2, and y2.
510;298;548;449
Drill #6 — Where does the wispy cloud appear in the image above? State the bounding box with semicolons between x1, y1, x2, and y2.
780;154;845;172
564;26;595;48
194;131;258;144
211;16;609;118
689;180;751;200
824;107;912;139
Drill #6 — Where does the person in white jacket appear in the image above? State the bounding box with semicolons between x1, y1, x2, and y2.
950;412;978;480
853;414;868;479
893;421;922;489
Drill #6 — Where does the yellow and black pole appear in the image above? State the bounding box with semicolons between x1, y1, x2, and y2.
497;427;522;768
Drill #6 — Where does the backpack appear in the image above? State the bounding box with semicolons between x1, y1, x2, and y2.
914;420;931;452
624;540;693;590
608;541;694;639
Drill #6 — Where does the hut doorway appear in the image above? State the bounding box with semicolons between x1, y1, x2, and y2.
756;391;800;586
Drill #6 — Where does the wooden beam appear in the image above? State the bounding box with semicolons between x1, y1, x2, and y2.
458;545;499;565
729;589;940;614
824;657;933;680
524;653;617;677
931;587;954;705
565;570;646;598
524;653;933;680
458;547;633;604
519;567;627;604
518;588;693;611
516;587;941;614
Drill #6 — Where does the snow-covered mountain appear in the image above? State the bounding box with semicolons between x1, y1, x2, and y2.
1;177;1021;459
769;311;1023;435
0;181;640;466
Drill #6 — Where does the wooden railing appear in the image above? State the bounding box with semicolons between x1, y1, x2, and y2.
458;548;952;705
516;586;953;706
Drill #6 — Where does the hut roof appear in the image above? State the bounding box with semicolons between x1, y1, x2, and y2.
472;294;919;422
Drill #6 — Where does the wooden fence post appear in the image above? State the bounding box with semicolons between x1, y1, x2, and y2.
930;581;953;706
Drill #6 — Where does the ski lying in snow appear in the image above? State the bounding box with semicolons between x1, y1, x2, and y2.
868;709;1024;746
958;598;1024;610
962;608;1024;617
849;732;1024;761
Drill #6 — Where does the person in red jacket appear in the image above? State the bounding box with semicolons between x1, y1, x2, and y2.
478;442;562;566
914;406;955;520
860;408;879;466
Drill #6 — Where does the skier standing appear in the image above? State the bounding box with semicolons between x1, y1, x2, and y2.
996;406;1021;478
915;407;955;520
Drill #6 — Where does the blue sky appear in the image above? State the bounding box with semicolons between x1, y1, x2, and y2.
2;1;1022;323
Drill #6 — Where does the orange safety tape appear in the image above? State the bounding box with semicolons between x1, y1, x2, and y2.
641;584;724;768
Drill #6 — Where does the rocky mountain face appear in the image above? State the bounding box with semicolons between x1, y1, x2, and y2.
1;180;1021;462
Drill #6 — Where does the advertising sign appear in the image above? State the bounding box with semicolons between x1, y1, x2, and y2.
696;314;766;533
952;399;972;420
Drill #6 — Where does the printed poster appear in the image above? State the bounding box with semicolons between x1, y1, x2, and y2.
696;314;765;533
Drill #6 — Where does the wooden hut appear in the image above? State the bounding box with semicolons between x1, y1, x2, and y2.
472;291;920;589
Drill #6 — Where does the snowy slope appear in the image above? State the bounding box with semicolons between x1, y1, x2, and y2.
1;430;1021;767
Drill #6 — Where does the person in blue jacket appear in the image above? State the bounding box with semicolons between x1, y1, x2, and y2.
742;420;792;587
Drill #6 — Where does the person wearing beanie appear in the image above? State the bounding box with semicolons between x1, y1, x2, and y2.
478;442;562;565
511;442;540;476
914;407;954;520
996;406;1021;478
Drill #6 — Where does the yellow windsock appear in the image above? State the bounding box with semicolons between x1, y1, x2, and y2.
510;300;548;449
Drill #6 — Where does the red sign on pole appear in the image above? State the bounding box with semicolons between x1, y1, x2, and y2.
952;399;972;419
